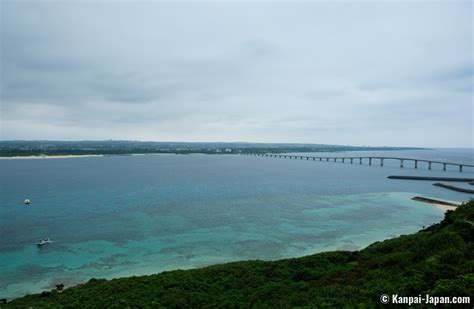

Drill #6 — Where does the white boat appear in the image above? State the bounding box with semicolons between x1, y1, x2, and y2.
24;199;31;205
36;238;52;246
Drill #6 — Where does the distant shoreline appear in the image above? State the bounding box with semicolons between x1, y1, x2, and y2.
0;154;105;160
0;141;429;158
0;153;222;159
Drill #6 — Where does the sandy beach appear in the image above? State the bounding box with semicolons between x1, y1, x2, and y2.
432;204;458;212
0;155;104;160
411;195;463;213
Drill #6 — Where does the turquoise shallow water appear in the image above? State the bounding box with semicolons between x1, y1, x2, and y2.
0;149;473;299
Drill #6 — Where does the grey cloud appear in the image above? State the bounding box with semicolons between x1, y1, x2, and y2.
358;61;473;93
428;62;473;93
1;1;472;147
435;63;473;81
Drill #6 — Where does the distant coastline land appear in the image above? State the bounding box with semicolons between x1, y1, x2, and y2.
0;140;425;157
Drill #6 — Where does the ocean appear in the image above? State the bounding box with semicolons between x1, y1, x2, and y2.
0;148;473;299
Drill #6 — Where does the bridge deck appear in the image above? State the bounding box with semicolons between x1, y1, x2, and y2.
241;153;474;172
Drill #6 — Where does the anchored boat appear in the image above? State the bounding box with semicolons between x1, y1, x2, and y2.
36;238;52;246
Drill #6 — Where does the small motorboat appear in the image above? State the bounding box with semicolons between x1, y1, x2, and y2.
36;238;52;246
24;199;31;205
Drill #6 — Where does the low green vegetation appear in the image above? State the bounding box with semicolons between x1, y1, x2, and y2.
7;201;473;308
0;140;422;157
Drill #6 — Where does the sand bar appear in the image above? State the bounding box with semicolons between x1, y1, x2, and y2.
0;155;104;160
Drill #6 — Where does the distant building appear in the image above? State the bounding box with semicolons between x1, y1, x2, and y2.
225;148;232;152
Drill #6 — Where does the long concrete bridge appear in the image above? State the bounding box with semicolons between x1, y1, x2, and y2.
241;153;474;172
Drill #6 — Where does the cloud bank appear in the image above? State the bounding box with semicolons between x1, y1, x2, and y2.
1;1;472;147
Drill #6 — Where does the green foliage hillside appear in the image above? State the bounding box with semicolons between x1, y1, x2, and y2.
7;201;474;308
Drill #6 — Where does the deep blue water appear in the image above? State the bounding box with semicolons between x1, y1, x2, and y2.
0;149;473;299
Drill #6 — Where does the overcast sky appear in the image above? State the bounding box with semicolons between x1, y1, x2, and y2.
1;1;472;147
